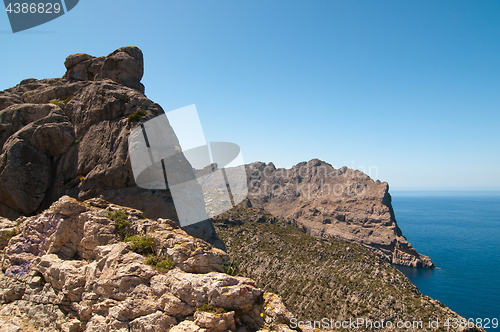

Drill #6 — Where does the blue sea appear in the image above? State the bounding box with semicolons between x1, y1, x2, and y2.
391;191;500;331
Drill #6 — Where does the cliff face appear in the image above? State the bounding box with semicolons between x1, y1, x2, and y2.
0;47;221;249
0;196;294;332
246;159;434;268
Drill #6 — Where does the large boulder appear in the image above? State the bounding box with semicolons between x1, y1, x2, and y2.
64;46;144;94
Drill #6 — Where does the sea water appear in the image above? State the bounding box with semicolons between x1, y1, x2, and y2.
391;191;500;331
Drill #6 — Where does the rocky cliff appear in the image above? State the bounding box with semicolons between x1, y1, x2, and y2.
246;159;434;268
0;47;222;249
0;196;294;332
212;204;481;332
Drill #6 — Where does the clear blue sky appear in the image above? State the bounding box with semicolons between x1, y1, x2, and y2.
1;0;499;190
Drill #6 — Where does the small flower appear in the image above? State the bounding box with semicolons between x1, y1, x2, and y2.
260;313;264;317
79;176;85;182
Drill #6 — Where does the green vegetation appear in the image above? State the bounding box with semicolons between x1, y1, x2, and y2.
197;304;227;314
107;210;131;239
146;255;175;272
74;138;81;144
125;235;154;255
213;204;460;329
4;228;19;240
127;109;147;123
48;100;62;108
222;258;240;276
62;95;73;104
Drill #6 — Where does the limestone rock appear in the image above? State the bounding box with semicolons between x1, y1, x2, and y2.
194;310;236;332
0;196;290;331
245;159;434;268
0;217;17;249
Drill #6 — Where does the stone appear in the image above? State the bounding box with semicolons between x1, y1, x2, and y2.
169;320;205;332
194;310;236;332
129;311;177;332
0;217;17;249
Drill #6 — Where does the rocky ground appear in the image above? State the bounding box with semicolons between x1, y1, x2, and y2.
213;203;482;332
245;160;434;268
0;196;295;332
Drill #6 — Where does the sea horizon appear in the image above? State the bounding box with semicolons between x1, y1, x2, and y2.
390;190;500;197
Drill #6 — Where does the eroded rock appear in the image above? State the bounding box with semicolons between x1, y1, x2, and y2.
0;47;223;249
246;159;434;268
0;196;293;331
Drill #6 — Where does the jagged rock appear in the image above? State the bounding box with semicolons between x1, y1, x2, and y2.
0;47;223;248
129;311;177;332
245;159;434;268
64;46;144;93
194;311;236;332
169;320;205;332
0;217;17;249
0;196;292;331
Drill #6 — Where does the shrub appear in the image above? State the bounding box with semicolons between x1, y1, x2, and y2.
4;228;19;240
146;256;175;272
156;257;175;272
127;109;147;123
222;258;239;276
125;236;154;255
48;100;62;108
107;210;131;239
197;304;227;314
62;95;73;104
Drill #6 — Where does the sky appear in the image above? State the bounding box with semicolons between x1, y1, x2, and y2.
1;0;499;191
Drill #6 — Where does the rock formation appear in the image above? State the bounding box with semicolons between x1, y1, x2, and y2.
0;47;222;249
245;159;434;268
0;196;294;332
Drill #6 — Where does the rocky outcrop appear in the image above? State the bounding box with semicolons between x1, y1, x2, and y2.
64;47;145;94
0;47;222;249
245;159;434;268
0;196;294;332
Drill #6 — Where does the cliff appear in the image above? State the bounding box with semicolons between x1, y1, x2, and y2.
245;159;434;268
0;47;222;249
212;204;481;332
